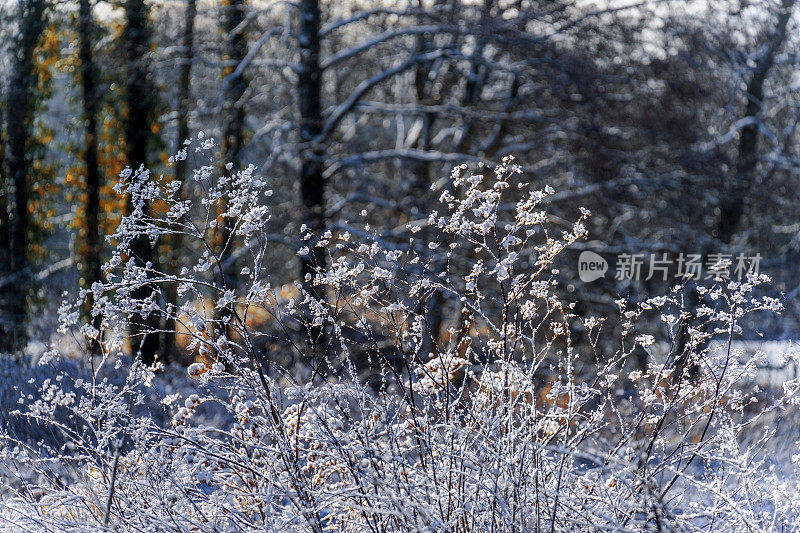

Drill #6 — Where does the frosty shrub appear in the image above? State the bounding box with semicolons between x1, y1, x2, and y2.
2;137;800;531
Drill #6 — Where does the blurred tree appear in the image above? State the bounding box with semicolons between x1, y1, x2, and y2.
1;0;799;365
124;0;160;364
65;4;128;296
297;0;325;301
0;78;8;352
717;0;797;244
164;0;197;361
175;0;196;187
78;0;102;355
219;0;246;286
0;0;48;354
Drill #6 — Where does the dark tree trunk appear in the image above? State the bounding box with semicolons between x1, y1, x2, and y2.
79;0;103;356
221;0;246;174
124;0;159;364
0;80;9;352
409;4;441;359
175;0;196;188
671;0;797;381
483;74;519;157
1;0;47;354
165;0;197;362
297;0;330;375
298;0;326;300
220;0;246;286
409;3;436;203
124;0;152;184
716;0;796;244
214;0;247;349
455;0;493;153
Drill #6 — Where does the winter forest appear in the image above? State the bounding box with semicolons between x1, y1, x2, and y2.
1;0;800;530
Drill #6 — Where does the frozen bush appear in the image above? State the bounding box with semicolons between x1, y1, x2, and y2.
2;141;799;531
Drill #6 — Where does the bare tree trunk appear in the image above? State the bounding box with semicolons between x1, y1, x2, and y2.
124;0;160;364
79;0;103;356
297;0;329;374
220;0;246;277
298;0;326;301
482;74;519;157
716;0;796;244
408;1;437;203
1;0;47;354
455;0;493;153
668;0;797;380
175;0;196;188
0;80;9;353
165;0;197;363
214;0;247;349
409;2;441;359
